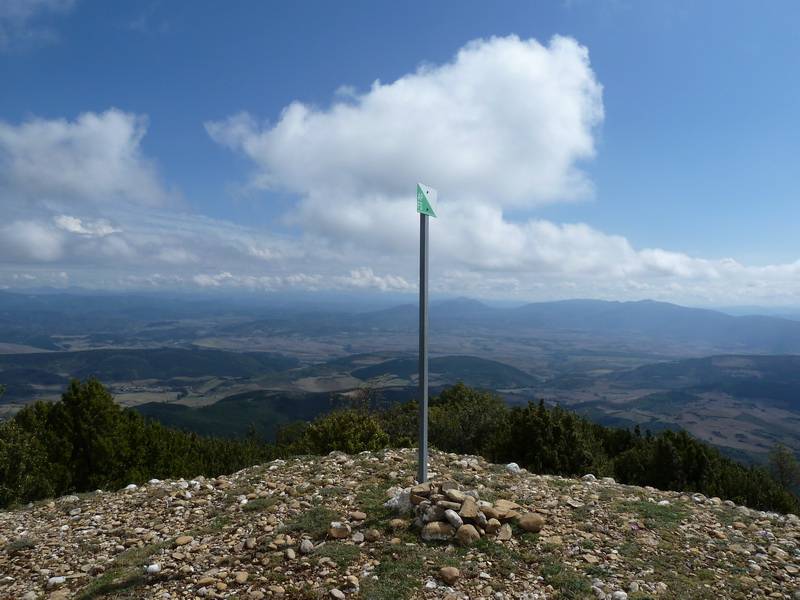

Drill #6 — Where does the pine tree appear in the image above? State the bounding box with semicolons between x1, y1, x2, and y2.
768;443;800;491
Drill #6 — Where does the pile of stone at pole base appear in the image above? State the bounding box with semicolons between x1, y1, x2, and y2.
385;476;545;545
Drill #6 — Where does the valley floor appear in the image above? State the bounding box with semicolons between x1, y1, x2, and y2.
1;449;798;599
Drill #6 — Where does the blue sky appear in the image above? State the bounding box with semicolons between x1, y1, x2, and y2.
2;0;800;304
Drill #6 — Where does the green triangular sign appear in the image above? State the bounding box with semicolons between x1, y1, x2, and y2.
416;183;437;217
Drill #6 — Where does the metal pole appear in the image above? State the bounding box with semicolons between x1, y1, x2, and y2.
418;212;429;483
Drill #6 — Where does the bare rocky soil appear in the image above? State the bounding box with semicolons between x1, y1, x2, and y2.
1;448;799;599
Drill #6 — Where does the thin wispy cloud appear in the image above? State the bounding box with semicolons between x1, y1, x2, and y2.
0;0;75;50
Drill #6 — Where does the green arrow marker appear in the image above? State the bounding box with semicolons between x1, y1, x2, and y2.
416;183;437;218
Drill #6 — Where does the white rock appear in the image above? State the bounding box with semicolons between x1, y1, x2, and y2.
444;509;463;529
124;484;138;491
657;500;670;506
425;580;437;589
611;592;628;600
582;474;597;482
146;563;161;575
384;487;412;514
47;576;66;588
505;462;521;474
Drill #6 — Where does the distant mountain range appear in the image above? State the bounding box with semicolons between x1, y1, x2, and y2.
4;290;800;355
3;290;800;461
352;298;800;355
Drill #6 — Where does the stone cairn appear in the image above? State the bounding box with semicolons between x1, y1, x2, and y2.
385;478;545;545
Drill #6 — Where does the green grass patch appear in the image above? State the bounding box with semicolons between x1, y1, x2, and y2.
570;505;591;523
597;488;617;502
184;513;231;538
618;535;723;600
479;487;498;503
712;507;751;529
355;484;394;530
223;485;254;500
583;564;611;578
360;544;425;600
281;506;338;540
449;471;473;486
548;478;573;491
4;537;35;555
540;559;592;599
242;496;279;512
472;537;525;577
75;541;167;599
625;500;685;530
430;548;462;569
618;536;641;559
314;542;361;567
319;485;346;497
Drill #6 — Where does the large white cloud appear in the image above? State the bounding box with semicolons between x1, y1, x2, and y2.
206;35;603;244
198;34;800;305
201;35;650;276
0;109;169;208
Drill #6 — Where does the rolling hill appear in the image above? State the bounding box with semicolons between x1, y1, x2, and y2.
610;354;800;411
0;348;299;400
351;355;537;388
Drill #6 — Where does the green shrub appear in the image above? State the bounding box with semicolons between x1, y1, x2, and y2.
288;408;389;455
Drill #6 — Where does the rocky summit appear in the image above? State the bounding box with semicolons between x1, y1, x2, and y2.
1;449;799;600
